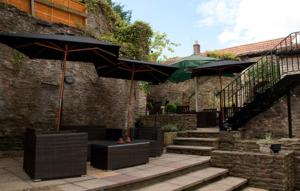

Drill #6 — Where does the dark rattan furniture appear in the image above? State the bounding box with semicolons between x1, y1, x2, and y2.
90;140;149;170
60;126;123;161
131;127;163;157
23;128;88;180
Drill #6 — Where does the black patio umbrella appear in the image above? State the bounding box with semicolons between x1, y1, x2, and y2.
192;60;255;118
95;58;177;133
0;32;120;130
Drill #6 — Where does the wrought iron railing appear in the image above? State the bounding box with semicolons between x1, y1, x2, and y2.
220;31;300;125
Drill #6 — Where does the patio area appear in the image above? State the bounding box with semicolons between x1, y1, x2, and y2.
0;153;210;191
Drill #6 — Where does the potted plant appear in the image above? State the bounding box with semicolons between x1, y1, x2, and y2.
162;124;178;146
165;102;177;114
256;133;272;153
146;102;153;115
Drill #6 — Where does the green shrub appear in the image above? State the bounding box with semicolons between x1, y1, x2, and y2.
165;102;177;113
162;124;178;132
134;118;143;128
256;133;272;145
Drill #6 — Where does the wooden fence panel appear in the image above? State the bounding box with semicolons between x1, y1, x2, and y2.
2;0;30;13
1;0;86;28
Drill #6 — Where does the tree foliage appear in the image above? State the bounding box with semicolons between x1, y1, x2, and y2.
205;50;239;60
106;0;132;23
148;32;180;62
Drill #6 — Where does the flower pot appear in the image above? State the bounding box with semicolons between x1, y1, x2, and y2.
259;144;271;153
164;132;177;146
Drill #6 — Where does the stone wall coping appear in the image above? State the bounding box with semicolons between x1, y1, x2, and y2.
147;114;196;117
279;138;300;142
212;150;294;157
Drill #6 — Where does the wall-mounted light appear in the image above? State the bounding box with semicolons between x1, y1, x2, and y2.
64;75;75;84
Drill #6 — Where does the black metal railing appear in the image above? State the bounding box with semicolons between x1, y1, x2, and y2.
220;31;300;125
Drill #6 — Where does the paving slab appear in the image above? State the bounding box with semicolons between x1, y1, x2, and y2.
73;178;115;189
56;183;88;191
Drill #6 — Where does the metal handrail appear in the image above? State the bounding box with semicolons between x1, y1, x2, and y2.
220;31;300;125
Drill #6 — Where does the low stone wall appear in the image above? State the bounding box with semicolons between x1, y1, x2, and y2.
140;114;197;131
211;150;295;191
296;157;300;190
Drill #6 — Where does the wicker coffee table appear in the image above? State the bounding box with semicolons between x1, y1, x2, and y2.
90;140;150;170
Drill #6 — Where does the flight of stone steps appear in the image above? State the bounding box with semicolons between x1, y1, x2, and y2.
108;128;266;191
166;128;220;156
108;155;266;191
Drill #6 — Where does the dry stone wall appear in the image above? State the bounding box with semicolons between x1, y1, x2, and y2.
211;150;295;191
0;4;146;150
242;85;300;139
140;114;197;131
149;76;234;111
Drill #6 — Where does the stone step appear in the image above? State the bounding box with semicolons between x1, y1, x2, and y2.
177;131;220;138
195;176;248;191
106;155;211;191
166;145;214;156
132;167;228;191
241;187;268;191
174;137;219;147
187;131;220;138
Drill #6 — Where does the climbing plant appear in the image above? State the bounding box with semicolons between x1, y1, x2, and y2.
11;50;24;74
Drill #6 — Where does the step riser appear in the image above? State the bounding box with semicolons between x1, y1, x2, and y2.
187;132;220;138
107;161;210;191
174;140;218;147
167;148;212;156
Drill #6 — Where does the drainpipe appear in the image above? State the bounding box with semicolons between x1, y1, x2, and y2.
287;90;293;138
30;0;35;16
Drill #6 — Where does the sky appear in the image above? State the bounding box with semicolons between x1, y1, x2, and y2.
113;0;300;58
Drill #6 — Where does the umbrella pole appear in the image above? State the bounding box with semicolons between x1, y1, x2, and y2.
55;45;68;131
126;64;135;136
194;77;198;112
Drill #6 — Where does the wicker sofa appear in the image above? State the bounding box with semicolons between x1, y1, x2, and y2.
23;128;88;180
60;125;123;161
131;127;163;157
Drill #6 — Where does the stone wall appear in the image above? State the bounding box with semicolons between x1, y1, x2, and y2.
149;76;234;111
211;150;295;191
242;85;300;139
140;114;197;131
0;4;146;149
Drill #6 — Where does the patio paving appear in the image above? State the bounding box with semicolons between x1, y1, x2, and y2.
0;153;210;191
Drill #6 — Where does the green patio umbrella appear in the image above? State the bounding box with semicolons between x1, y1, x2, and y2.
168;54;219;83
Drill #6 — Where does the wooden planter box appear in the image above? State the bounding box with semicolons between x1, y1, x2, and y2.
164;132;177;146
23;128;88;180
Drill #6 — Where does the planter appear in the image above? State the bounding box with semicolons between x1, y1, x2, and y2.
164;132;177;146
23;128;88;180
258;144;271;153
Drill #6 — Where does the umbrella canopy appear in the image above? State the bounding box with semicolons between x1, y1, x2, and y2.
96;58;177;85
96;58;177;134
0;32;120;64
168;55;219;83
192;60;255;76
0;32;120;130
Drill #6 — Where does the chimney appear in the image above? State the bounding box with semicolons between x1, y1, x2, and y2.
193;41;200;55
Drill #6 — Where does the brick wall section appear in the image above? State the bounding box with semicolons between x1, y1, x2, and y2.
140;114;197;131
211;150;295;191
0;5;146;149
